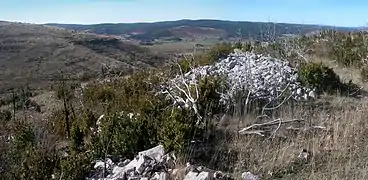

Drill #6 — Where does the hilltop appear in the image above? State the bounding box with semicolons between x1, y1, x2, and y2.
46;19;358;41
0;21;167;92
2;25;368;179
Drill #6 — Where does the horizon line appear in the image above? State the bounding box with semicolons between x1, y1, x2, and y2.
2;18;361;28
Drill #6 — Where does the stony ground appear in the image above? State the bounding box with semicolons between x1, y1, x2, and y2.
83;52;368;180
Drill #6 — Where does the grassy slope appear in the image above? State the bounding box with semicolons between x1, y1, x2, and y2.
204;58;368;180
0;21;167;93
2;25;368;179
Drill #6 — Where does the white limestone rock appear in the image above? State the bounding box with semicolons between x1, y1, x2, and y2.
162;51;316;110
241;172;260;180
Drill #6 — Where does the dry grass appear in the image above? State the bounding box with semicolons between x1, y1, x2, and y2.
310;56;366;89
146;40;219;54
167;48;368;179
226;95;368;179
174;95;368;179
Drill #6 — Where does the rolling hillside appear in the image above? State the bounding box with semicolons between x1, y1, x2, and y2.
46;19;358;41
0;21;167;93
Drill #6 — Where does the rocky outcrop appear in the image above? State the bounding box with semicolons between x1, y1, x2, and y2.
87;145;173;180
87;145;259;180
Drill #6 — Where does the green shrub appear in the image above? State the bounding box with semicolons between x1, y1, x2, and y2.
177;57;194;74
252;41;286;59
10;121;36;149
56;152;92;180
50;109;68;138
82;70;227;162
83;70;205;158
55;80;76;101
70;123;84;153
197;75;227;117
197;42;234;66
5;121;58;180
79;109;97;134
0;109;12;121
243;42;253;52
90;108;198;159
16;147;58;180
330;33;367;67
234;41;243;49
0;88;35;111
83;84;116;103
298;62;342;94
90;112;158;159
158;108;195;152
169;43;239;76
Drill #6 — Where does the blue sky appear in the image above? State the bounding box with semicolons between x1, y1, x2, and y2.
0;0;367;27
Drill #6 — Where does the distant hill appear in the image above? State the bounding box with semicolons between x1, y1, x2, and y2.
46;19;358;41
0;21;167;92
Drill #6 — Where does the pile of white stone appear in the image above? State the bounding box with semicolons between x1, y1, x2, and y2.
86;145;259;180
162;51;315;110
87;145;174;180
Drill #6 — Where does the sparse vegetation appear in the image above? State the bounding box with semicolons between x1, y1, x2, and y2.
0;109;12;121
0;21;167;93
3;20;368;180
199;42;235;65
172;42;235;74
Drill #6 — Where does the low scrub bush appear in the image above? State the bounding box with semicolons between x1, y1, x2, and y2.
329;32;368;67
83;70;229;159
158;108;197;152
200;42;234;65
70;123;84;153
170;42;236;75
78;109;98;134
50;109;68;138
83;84;116;103
90;112;158;159
298;62;342;94
3;121;58;180
197;75;228;116
56;152;92;180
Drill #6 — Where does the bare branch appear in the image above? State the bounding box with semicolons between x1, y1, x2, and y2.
239;129;266;136
270;118;282;139
165;59;203;123
261;82;291;114
238;118;304;134
176;62;192;95
286;125;327;131
262;94;292;111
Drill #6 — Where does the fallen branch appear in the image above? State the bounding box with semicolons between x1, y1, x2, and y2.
239;129;266;136
256;114;270;120
238;118;304;134
270;118;282;138
286;125;327;131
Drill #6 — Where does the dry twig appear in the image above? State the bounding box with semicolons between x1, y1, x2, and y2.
238;118;304;136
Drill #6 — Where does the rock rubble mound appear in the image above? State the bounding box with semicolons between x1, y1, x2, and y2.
87;145;259;180
162;51;315;109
